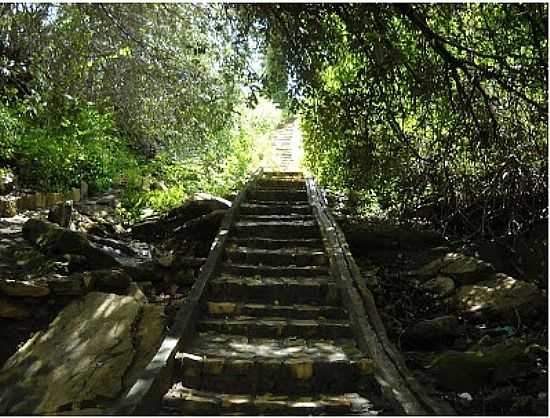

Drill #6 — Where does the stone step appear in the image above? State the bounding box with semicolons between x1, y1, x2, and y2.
263;172;303;178
225;247;328;267
228;237;323;250
248;190;308;202
174;332;373;395
207;275;340;305
256;180;305;189
233;221;320;239
239;214;315;222
203;302;347;319
221;263;329;277
240;203;312;216
162;385;375;415
197;317;352;339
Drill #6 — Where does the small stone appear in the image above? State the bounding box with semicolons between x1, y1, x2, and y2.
355;358;375;375
420;275;455;298
288;358;313;380
207;302;236;315
203;357;224;375
158;253;175;268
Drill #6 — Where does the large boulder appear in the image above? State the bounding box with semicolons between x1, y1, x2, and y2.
0;292;165;414
453;273;544;319
174;209;226;241
417;252;495;285
22;219;119;270
132;193;230;241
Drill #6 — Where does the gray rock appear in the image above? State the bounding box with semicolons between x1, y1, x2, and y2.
48;201;73;228
420;275;455;298
402;315;460;349
417;252;495;285
0;279;50;298
132;193;230;241
23;219;119;270
0;197;18;218
0;292;165;414
86;269;132;292
46;273;95;296
453;273;544;319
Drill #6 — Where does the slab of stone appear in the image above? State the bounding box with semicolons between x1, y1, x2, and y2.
0;278;50;298
418;252;495;285
22;219;119;270
0;292;164;414
453;273;543;318
46;273;94;296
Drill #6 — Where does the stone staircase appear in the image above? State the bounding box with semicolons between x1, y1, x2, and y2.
269;121;302;172
160;172;383;415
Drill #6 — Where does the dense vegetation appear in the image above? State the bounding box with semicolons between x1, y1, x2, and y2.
0;4;281;218
1;4;547;240
235;4;547;240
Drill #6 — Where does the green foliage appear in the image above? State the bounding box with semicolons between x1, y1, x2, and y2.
4;100;135;192
119;98;283;219
235;4;548;238
0;103;21;162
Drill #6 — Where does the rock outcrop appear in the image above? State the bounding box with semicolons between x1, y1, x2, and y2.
454;273;544;319
0;291;165;414
22;219;119;270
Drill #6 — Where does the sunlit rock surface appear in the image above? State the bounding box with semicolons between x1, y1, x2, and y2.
0;291;165;414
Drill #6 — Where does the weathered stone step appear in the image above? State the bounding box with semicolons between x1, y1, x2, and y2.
221;263;328;277
240;203;312;216
203;302;347;319
197;317;352;339
228;237;323;250
174;332;373;395
233;221;320;239
207;275;340;305
162;385;375;415
239;214;315;223
248;190;308;202
263;172;303;178
225;247;327;267
256;180;305;189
